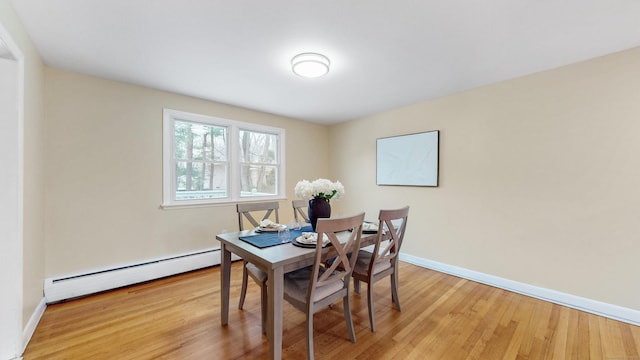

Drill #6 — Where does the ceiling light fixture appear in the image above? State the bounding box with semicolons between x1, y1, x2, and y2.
291;52;330;78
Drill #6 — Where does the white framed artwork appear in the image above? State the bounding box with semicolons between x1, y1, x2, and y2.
376;130;439;187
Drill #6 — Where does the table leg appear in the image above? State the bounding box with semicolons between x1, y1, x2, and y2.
268;266;284;360
220;243;231;326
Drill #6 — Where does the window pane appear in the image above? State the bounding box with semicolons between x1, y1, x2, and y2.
175;120;227;161
240;164;277;197
175;161;227;200
164;108;284;206
239;130;277;164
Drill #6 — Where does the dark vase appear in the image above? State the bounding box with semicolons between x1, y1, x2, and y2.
308;197;331;231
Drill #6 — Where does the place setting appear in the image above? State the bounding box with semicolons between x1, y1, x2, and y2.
254;219;283;233
290;232;331;248
239;219;313;248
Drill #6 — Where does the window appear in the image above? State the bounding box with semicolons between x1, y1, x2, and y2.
163;109;285;207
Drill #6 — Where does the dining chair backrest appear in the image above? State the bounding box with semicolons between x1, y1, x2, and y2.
309;213;365;303
292;199;310;223
236;201;280;231
371;206;409;270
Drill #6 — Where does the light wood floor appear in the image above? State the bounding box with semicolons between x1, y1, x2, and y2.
24;261;640;359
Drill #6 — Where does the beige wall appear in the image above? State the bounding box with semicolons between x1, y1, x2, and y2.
0;0;46;329
329;47;640;311
44;68;330;276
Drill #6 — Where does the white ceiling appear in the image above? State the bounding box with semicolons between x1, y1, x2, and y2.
11;0;640;124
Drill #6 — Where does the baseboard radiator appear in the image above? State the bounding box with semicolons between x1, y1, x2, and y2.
44;248;240;303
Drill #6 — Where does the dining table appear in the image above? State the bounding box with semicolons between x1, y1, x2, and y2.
216;225;380;360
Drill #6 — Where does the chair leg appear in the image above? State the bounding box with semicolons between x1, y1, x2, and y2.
238;261;249;309
344;294;357;343
391;270;401;311
367;282;376;332
307;311;314;360
260;282;267;335
354;279;361;294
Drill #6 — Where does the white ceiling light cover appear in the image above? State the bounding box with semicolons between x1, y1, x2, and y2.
291;52;330;78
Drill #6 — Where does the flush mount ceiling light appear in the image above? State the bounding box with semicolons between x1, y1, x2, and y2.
291;52;330;78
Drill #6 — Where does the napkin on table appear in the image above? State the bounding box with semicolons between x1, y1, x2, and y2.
259;219;281;230
362;222;378;232
296;232;330;247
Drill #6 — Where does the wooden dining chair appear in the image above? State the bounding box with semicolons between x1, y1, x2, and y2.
352;206;409;332
236;201;280;334
283;213;365;360
292;199;310;223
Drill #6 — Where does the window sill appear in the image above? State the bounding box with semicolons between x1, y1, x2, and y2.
160;196;287;210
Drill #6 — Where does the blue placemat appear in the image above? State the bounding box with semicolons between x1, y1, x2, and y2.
239;225;314;248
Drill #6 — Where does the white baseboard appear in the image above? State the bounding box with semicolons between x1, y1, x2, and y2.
22;297;46;354
44;247;240;303
399;253;640;327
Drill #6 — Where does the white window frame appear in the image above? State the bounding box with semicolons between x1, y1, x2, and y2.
162;108;286;208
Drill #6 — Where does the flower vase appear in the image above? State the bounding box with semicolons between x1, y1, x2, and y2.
308;197;331;231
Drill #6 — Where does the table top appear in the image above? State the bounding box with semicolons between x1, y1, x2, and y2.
216;229;379;272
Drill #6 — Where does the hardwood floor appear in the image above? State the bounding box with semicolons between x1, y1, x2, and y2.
24;261;640;359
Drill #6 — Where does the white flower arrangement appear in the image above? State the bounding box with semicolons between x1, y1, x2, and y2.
294;178;345;201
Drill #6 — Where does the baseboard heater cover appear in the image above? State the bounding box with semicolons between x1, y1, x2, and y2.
44;248;240;303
